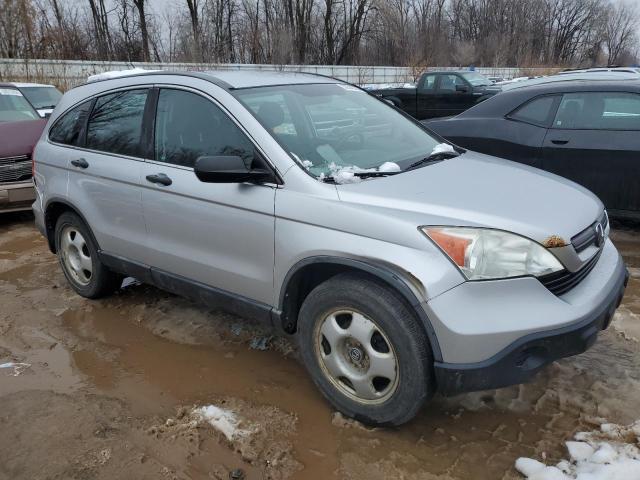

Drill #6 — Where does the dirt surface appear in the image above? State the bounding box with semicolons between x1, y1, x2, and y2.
0;212;639;480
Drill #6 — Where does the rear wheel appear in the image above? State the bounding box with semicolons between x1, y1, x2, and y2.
298;272;434;426
55;212;120;298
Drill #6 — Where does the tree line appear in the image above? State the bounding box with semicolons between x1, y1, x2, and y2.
1;0;638;68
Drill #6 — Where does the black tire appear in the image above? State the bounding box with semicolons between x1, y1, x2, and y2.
297;272;434;426
54;211;121;299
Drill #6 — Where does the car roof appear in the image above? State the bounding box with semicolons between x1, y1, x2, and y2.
502;71;639;91
459;79;640;118
84;69;341;90
0;83;20;89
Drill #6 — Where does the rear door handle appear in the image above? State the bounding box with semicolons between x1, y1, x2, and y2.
551;139;569;145
146;173;172;186
70;158;89;169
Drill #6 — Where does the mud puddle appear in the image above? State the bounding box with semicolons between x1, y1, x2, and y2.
1;212;639;479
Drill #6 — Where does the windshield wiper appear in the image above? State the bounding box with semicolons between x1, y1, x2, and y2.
404;151;460;171
37;105;56;109
321;170;402;183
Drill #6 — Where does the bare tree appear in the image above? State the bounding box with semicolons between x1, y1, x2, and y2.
604;0;638;65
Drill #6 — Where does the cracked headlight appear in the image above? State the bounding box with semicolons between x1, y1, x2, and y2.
421;227;563;280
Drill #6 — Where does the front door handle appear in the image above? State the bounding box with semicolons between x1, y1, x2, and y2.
551;139;569;145
146;173;172;186
71;158;89;169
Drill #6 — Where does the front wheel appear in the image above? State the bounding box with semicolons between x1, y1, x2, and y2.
297;273;434;426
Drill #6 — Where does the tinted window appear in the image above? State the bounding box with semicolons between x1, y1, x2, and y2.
554;92;640;130
438;74;466;92
86;89;148;157
509;95;557;126
49;101;92;146
155;89;257;168
420;74;436;91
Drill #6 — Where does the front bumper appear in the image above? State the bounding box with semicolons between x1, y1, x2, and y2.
0;181;35;213
431;250;628;395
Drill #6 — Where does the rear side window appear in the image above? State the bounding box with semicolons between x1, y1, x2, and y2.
508;95;558;126
49;101;92;146
553;92;640;130
154;88;257;169
86;89;148;157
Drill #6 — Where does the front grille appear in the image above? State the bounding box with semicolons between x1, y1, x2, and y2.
539;248;602;296
572;211;609;253
0;155;31;183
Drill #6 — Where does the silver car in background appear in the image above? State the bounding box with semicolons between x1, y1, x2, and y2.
32;71;628;426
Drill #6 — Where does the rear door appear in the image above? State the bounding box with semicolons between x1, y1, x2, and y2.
415;73;437;119
65;88;149;261
542;91;640;214
140;86;276;305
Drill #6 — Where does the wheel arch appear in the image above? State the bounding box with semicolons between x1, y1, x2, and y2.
276;256;442;362
43;198;99;254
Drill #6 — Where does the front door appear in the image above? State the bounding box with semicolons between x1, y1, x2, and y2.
542;91;640;214
434;73;474;117
140;87;276;305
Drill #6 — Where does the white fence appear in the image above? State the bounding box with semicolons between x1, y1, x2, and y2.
0;58;536;89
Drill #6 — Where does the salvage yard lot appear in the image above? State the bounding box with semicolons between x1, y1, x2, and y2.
1;212;639;480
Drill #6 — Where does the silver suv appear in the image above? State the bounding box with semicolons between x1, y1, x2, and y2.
32;71;628;426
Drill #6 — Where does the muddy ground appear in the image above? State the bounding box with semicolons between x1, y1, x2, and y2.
0;212;638;480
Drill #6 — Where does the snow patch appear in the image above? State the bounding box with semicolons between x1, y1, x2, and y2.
515;420;640;480
431;143;456;155
88;68;160;82
193;405;251;442
326;161;401;184
0;362;31;376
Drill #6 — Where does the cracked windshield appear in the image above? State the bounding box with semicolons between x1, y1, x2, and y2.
235;83;443;183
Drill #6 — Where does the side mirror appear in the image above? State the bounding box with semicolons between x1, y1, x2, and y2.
455;84;470;93
194;155;274;184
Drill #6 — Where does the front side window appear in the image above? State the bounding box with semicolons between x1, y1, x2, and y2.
49;100;92;146
234;83;441;179
554;92;640;130
461;72;492;87
438;74;467;92
86;89;148;157
508;95;558;126
154;88;257;168
0;88;39;122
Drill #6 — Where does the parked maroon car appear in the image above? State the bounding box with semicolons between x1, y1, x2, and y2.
0;84;47;213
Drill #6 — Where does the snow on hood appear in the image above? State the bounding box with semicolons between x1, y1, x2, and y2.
430;143;456;155
515;420;640;479
87;68;161;82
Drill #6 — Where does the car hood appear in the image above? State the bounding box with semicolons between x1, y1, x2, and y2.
0;118;47;158
335;152;602;244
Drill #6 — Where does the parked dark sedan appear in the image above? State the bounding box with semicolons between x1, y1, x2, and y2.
425;79;640;218
370;71;501;120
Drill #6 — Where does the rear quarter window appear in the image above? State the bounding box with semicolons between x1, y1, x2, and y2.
49;101;92;146
507;95;559;126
